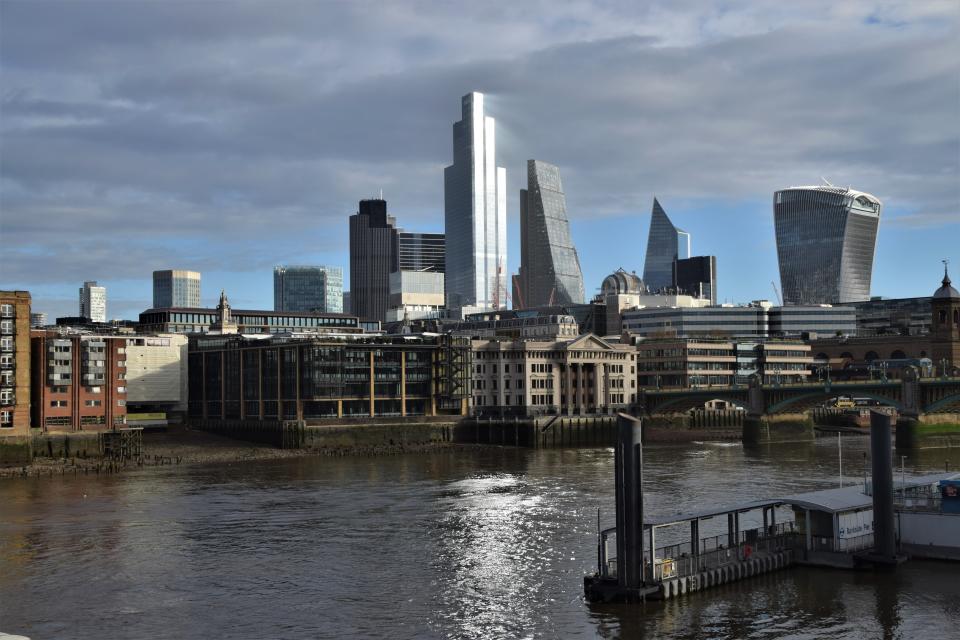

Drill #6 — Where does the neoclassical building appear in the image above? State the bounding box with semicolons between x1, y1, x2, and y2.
470;334;637;417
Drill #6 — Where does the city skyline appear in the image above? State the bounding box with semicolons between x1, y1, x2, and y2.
2;2;958;318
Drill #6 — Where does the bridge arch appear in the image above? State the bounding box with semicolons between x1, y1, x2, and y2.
766;391;903;414
647;394;748;414
926;393;960;413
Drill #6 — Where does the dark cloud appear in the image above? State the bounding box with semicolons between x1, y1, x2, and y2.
1;0;958;309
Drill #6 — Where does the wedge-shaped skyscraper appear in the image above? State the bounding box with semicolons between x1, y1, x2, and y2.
642;198;690;292
514;160;584;308
444;92;507;310
774;185;881;304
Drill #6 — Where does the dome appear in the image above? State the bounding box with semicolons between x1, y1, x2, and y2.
934;265;959;299
601;268;645;295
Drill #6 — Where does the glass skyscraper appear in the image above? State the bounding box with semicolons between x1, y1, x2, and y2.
774;185;881;304
153;270;201;308
514;160;584;308
443;92;507;310
274;265;343;313
642;198;689;292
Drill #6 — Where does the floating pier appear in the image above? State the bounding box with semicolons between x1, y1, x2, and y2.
584;411;960;604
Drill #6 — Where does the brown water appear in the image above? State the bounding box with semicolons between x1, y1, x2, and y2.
1;438;959;639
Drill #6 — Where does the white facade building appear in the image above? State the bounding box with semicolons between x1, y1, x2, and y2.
471;335;638;417
79;281;107;322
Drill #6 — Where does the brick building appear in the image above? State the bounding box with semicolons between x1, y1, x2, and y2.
30;331;128;431
1;291;32;437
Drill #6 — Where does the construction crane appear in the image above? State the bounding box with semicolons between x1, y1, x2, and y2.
770;281;783;306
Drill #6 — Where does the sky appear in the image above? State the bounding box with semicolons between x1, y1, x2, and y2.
1;0;958;320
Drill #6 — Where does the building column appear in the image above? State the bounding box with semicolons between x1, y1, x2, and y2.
369;351;375;417
594;363;605;413
565;363;574;416
220;350;226;422
337;399;343;418
295;346;303;422
258;349;264;419
400;352;406;416
239;350;246;420
201;352;208;420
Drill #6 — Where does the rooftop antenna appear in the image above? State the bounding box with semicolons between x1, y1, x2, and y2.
379;188;383;200
821;177;835;187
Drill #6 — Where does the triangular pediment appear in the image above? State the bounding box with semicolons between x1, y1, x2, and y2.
564;333;615;351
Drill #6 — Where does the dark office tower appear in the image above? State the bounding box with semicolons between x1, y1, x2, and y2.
515;160;585;308
674;256;717;304
444;92;507;310
396;232;445;272
774;185;881;304
349;198;398;322
642;198;690;292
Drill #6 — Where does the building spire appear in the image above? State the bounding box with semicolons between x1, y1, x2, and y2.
944;259;951;287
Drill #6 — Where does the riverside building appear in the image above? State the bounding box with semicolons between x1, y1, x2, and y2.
633;338;812;388
514;160;585;308
444;92;507;310
187;333;471;421
0;291;32;438
774;185;881;304
470;334;637;417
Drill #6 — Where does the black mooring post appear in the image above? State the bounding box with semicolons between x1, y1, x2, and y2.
615;413;644;589
870;411;897;559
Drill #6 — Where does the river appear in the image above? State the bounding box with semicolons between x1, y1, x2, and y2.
1;437;959;639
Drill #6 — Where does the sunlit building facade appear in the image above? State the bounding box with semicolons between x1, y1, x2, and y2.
514;160;585;309
444;92;507;310
774;186;881;304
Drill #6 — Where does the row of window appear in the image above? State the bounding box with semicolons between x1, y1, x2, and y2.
50;399;126;407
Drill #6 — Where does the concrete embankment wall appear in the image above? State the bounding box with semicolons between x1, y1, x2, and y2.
455;416;619;448
897;414;960;449
197;417;457;452
0;436;32;465
2;432;104;465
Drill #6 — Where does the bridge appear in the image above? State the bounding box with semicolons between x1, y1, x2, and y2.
639;376;960;446
641;377;960;416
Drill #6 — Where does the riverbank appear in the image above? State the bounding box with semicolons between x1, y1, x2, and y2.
0;426;464;479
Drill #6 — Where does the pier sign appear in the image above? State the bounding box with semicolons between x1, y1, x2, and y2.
838;509;874;539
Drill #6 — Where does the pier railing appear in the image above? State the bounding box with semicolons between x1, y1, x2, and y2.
651;523;797;581
603;522;797;582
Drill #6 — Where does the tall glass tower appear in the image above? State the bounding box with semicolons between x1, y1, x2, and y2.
274;265;343;313
443;92;507;310
515;160;584;308
774;185;881;304
642;198;689;292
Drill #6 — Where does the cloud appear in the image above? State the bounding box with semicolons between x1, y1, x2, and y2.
1;0;957;310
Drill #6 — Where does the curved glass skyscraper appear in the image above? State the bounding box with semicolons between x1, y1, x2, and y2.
642;198;689;292
444;92;507;310
774;185;881;305
514;160;585;308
